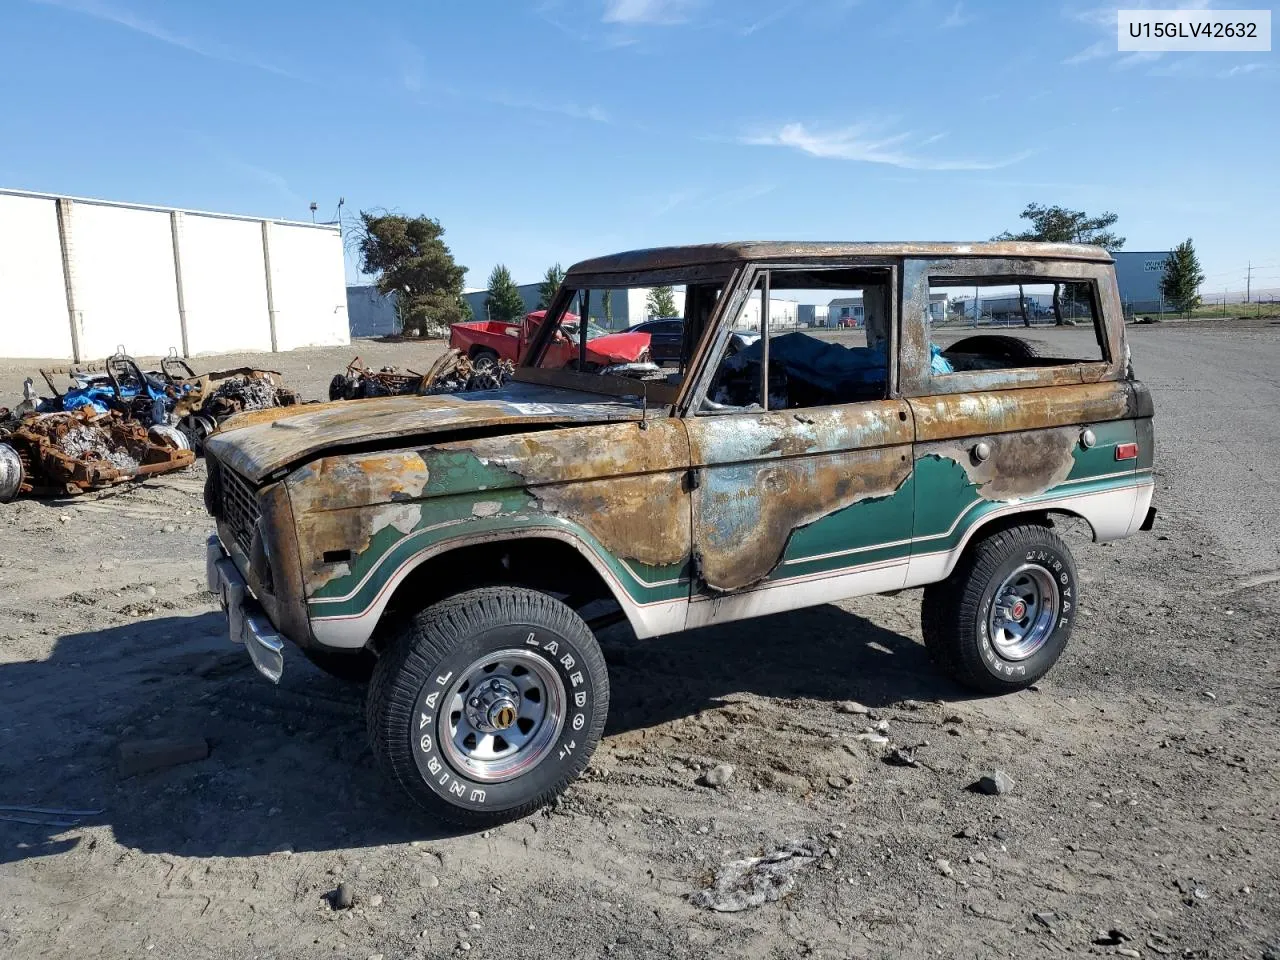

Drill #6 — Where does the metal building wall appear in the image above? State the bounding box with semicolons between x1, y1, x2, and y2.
0;189;349;360
0;194;75;358
178;213;273;354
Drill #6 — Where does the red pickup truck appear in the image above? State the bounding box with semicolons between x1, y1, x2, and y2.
449;311;652;370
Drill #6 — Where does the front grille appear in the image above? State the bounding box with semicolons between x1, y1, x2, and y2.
220;466;260;556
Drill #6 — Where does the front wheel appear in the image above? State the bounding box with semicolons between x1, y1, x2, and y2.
366;587;609;827
922;524;1078;694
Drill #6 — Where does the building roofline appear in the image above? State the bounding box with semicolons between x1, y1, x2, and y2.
0;186;339;232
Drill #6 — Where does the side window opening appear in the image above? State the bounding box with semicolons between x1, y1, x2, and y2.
701;266;897;413
929;278;1108;373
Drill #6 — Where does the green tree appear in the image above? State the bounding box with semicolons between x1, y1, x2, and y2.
356;211;467;337
1160;238;1205;315
538;264;566;309
995;204;1125;326
646;285;677;318
995;203;1126;250
486;264;527;322
602;289;613;328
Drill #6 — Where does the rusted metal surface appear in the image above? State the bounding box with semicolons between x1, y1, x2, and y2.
534;471;691;569
908;381;1137;442
1;408;195;497
686;401;914;592
329;351;514;402
283;419;693;591
919;427;1080;501
205;384;653;483
199;241;1152;653
693;445;912;592
566;241;1112;277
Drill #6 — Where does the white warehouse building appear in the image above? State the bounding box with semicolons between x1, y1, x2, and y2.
0;188;349;361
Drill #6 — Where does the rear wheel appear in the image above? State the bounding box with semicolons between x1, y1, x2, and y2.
366;587;609;826
922;524;1077;693
468;349;500;375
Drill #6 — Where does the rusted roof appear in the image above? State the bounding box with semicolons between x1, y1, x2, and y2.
567;241;1113;276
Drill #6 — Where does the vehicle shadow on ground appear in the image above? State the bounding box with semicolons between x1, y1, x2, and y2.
602;601;977;736
0;603;973;866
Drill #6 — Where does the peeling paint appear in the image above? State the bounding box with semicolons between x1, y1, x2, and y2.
920;426;1079;501
694;446;913;592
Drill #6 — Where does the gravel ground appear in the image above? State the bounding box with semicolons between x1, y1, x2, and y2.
0;321;1277;959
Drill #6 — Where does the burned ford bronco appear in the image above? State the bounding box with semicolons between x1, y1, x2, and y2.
204;242;1155;825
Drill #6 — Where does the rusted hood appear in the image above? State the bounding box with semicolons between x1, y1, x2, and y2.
204;383;645;483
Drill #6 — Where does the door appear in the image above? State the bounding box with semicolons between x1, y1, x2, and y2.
681;263;917;629
897;256;1149;587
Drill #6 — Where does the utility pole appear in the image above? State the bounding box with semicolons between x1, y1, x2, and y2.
1246;261;1253;303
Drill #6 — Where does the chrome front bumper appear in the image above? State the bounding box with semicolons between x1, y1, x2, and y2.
206;534;285;684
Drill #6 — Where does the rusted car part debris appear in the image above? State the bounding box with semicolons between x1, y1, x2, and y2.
174;368;298;452
38;350;197;426
328;350;514;402
0;408;195;500
31;350;297;453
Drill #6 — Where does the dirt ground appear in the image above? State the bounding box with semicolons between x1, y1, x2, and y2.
1;321;1277;960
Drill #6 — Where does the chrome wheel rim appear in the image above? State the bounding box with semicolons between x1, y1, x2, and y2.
988;564;1059;661
438;649;566;783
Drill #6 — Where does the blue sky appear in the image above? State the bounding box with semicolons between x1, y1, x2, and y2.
2;0;1277;294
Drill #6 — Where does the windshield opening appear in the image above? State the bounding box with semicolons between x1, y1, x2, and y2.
522;270;733;398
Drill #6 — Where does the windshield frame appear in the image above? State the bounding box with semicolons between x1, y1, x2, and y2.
515;263;740;404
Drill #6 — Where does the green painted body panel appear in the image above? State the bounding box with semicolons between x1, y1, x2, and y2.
303;418;1148;624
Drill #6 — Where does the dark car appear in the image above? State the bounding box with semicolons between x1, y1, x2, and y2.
625;318;685;364
627;318;760;365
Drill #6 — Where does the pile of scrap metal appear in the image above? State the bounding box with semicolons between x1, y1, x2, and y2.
33;350;297;453
328;350;514;401
171;366;299;452
0;350;299;501
0;407;195;501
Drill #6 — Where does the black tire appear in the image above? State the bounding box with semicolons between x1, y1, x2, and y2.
469;348;500;373
366;587;609;827
302;646;376;684
328;374;351;402
922;524;1077;694
944;335;1039;361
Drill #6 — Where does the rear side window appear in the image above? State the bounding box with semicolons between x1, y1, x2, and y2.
928;278;1108;373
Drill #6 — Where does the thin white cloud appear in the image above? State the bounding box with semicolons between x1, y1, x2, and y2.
1062;38;1110;64
603;0;697;25
1062;0;1216;65
940;1;971;28
741;2;801;35
1114;50;1162;69
483;91;611;123
744;123;1032;171
1219;62;1266;77
29;0;302;79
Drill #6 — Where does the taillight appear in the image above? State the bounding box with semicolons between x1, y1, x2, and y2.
1115;442;1139;461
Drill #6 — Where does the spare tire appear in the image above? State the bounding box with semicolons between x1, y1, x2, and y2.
944;335;1039;361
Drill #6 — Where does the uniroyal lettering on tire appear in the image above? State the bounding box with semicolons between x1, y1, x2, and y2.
367;587;609;827
922;524;1078;695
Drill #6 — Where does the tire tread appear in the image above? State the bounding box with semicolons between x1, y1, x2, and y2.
922;523;1075;694
366;587;608;827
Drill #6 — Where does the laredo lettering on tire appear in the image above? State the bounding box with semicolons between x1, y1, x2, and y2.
921;524;1078;695
366;587;609;827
